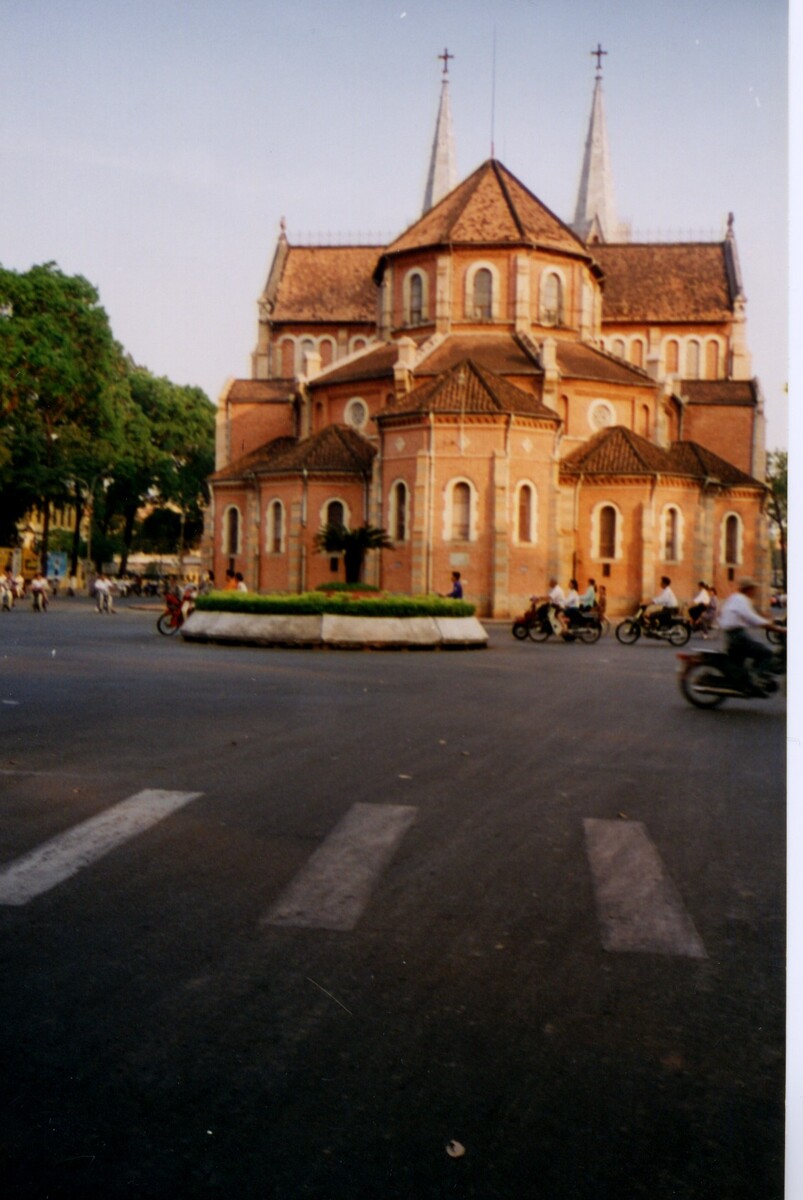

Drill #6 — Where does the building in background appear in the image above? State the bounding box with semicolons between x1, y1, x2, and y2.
205;51;767;617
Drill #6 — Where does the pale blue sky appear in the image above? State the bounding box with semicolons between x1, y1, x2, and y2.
0;0;790;447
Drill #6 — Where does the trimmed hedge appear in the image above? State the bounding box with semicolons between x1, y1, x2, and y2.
315;581;380;593
195;590;475;618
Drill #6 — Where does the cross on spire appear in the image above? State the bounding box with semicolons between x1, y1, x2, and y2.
438;47;454;75
591;42;607;76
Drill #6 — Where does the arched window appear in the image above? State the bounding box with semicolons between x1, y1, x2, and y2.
350;337;367;354
705;339;719;379
409;274;423;324
612;338;626;359
326;500;345;529
267;500;284;554
630;340;644;368
541;273;563;325
320;338;335;368
640;404;651;437
224;505;240;555
596;504;617;560
723;513;742;565
451;482;471;540
516;483;536;543
473;269;493;320
280;339;295;377
662;505;682;562
390;480;408;542
685;340;701;379
665;339;679;374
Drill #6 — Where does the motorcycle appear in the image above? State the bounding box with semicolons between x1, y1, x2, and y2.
157;586;196;636
512;601;602;644
677;633;786;708
615;604;691;647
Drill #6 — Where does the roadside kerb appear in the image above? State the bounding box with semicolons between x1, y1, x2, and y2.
180;610;488;649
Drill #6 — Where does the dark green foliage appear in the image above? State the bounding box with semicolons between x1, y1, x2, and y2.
313;522;393;583
195;591;475;618
315;581;380;593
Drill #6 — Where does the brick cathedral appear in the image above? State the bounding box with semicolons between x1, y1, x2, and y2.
205;50;768;617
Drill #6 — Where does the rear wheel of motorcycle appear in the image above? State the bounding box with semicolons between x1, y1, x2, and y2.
767;627;785;645
668;623;691;647
157;613;180;636
528;624;551;643
577;622;602;644
512;622;529;640
679;661;728;708
615;620;640;644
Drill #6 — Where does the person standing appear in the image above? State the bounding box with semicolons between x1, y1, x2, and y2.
440;570;463;599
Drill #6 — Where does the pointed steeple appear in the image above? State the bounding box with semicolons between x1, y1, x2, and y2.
422;49;457;214
572;46;626;244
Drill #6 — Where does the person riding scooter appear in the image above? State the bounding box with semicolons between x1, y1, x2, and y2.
719;577;785;694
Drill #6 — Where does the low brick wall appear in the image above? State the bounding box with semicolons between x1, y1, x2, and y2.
180;611;488;649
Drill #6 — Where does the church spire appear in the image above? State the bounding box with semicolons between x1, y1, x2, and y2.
422;49;457;214
572;45;626;243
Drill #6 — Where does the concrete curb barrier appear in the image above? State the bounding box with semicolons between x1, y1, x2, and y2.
180;610;488;649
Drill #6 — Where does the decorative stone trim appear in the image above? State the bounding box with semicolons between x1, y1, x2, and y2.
181;611;488;650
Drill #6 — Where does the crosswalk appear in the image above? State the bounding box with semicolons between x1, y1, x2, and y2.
0;790;707;958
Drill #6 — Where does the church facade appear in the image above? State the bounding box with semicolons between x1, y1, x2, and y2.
205;57;768;617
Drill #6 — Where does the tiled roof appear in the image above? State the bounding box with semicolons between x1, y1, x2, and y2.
416;333;542;377
560;425;760;486
385;160;588;257
268;245;381;322
313;341;398;386
212;425;376;482
593;243;734;321
665;441;759;486
555;341;652;386
378;358;558;421
682;379;758;406
226;379;294;402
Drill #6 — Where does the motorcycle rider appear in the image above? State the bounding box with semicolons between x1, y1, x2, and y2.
719;578;785;694
644;576;678;630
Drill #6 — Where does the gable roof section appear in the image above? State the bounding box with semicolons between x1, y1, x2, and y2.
378;358;558;421
560;425;760;486
212;425;375;482
592;243;734;322
416;332;543;377
226;379;294;403
266;245;381;322
555;341;653;386
312;341;399;386
385;160;589;257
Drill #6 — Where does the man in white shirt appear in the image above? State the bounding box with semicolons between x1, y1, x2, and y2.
719;578;784;690
644;575;678;628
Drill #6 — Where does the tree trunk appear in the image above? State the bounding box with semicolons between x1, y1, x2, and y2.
39;499;50;575
119;503;138;576
70;490;84;576
344;546;363;584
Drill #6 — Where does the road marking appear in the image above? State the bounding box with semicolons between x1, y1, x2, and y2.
0;789;202;906
583;818;707;958
263;802;417;931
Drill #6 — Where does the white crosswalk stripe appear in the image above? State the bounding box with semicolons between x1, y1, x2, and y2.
583;817;707;958
0;789;202;906
263;802;417;931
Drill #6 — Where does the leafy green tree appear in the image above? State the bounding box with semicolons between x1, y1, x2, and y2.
766;449;787;590
0;263;125;567
107;365;215;571
314;522;393;584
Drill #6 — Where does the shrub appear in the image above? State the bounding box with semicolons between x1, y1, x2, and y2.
195;591;475;618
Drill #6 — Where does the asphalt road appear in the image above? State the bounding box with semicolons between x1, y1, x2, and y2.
0;600;786;1198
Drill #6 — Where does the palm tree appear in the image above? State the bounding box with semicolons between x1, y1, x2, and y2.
314;522;393;584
